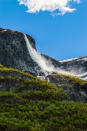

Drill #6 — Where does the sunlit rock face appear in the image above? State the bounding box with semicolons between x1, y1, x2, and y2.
58;57;87;80
59;57;87;73
0;28;43;75
42;54;87;80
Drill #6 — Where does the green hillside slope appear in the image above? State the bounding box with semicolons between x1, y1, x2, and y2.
0;65;87;131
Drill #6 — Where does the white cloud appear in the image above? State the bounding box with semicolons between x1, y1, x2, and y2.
18;0;80;15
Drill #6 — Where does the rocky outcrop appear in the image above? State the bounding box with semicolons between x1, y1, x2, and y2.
46;74;87;102
0;28;42;75
42;54;87;80
59;57;87;74
0;28;87;79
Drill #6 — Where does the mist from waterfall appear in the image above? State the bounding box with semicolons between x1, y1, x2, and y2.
24;34;74;76
24;34;87;80
24;34;56;74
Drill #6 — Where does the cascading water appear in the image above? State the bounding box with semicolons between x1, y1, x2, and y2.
24;34;87;80
24;34;59;75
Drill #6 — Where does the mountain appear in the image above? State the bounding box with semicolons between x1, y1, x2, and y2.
0;27;87;102
0;28;43;76
0;28;87;80
0;28;87;130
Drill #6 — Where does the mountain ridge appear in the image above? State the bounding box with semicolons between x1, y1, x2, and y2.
0;28;87;130
0;28;87;80
0;28;44;76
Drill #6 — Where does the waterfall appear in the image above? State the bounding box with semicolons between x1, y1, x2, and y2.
24;34;58;75
24;34;85;79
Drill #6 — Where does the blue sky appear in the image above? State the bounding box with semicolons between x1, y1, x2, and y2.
0;0;87;60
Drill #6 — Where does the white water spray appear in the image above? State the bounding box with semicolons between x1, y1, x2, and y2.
24;34;87;80
24;34;58;74
24;34;75;75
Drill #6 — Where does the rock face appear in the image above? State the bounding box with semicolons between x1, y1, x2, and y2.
43;54;87;80
0;28;87;78
59;57;87;77
0;28;42;75
42;54;87;78
42;54;61;68
46;74;87;102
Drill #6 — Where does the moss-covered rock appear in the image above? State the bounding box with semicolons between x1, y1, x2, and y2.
46;73;87;102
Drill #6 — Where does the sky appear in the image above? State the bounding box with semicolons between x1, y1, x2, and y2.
0;0;87;60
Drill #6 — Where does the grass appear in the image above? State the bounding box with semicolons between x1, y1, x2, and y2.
0;100;87;131
57;73;87;87
0;65;37;80
0;65;87;130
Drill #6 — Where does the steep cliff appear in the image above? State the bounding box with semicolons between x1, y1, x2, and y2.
0;28;87;79
0;28;42;75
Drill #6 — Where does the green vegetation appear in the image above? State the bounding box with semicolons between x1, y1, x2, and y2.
0;65;87;130
0;99;87;131
0;65;37;80
57;73;87;87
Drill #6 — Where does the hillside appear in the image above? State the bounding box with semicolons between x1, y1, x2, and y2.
46;73;87;102
0;28;87;130
0;65;87;130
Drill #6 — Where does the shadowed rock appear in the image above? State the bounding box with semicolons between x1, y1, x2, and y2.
0;28;43;75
